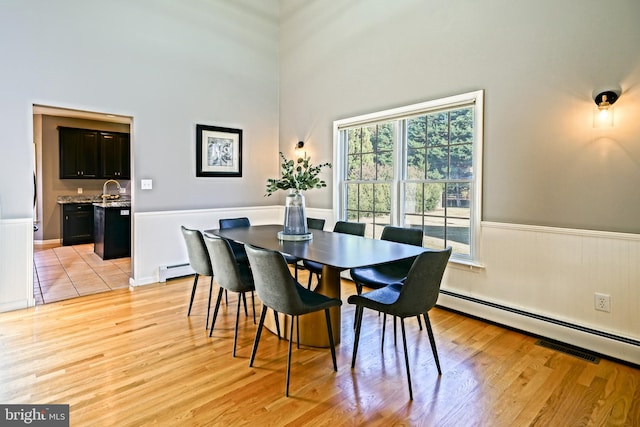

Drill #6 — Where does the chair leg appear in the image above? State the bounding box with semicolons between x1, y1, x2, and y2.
393;316;397;346
424;313;442;375
187;273;199;316
285;315;295;397
416;315;423;330
351;306;364;368
381;313;387;351
249;306;268;367
233;293;242;357
251;291;256;324
273;310;281;339
307;272;313;289
206;276;214;329
224;289;228;305
242;292;248;317
400;318;414;400
294;263;298;281
325;309;337;371
209;288;224;337
296;316;300;349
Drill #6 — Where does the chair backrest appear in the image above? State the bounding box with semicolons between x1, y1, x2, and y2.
219;217;251;229
379;225;424;272
180;226;212;276
395;247;452;315
203;235;253;293
307;217;326;230
218;217;251;262
244;244;306;315
380;225;423;246
333;221;366;236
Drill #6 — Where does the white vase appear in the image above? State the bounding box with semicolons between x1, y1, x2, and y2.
283;190;307;235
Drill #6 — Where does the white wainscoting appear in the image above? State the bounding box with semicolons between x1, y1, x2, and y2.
0;218;34;312
132;206;334;287
439;221;640;364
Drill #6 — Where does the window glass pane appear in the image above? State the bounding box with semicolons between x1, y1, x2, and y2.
373;122;394;152
347;154;361;180
361;153;375;180
407;116;426;149
374;183;391;213
347;129;362;154
450;144;473;179
427;112;449;147
346;183;360;213
423;216;446;249
450;108;474;145
357;183;373;211
447;182;470;213
406;149;425;179
376;153;393;180
447;216;470;256
427;147;448;180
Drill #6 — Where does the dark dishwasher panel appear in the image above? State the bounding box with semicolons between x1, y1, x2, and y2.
94;205;131;260
61;203;94;246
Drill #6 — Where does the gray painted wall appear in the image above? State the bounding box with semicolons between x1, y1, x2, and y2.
279;0;640;233
0;0;280;219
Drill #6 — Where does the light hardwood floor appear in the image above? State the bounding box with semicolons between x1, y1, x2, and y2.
1;270;638;426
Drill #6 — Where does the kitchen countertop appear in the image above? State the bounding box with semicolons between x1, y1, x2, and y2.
92;201;131;208
57;195;130;208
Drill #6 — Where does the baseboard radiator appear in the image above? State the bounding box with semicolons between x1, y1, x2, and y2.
439;289;640;348
158;263;194;282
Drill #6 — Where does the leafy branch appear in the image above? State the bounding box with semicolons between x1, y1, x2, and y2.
265;152;332;196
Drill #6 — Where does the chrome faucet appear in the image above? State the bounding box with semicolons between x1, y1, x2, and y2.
102;179;121;199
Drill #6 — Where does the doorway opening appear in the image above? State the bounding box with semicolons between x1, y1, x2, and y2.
32;104;134;304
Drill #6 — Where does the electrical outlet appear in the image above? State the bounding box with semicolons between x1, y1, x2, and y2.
594;293;611;312
119;187;126;194
77;188;83;194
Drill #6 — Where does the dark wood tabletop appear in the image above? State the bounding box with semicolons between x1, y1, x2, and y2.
205;224;425;270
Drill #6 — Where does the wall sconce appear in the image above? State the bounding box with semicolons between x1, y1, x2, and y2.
294;141;306;158
593;90;619;128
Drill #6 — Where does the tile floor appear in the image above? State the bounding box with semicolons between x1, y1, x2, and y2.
33;243;131;305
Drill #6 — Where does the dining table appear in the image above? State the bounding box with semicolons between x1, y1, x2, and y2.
205;224;426;347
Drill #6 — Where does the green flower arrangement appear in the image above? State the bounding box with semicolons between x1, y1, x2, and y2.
265;152;332;196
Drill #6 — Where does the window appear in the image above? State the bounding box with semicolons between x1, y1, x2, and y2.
333;91;483;264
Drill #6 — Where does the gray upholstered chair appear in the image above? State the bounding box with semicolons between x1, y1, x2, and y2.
348;247;452;400
245;244;342;397
303;221;366;288
180;226;214;329
280;217;326;280
218;217;251;265
204;234;257;356
349;225;424;295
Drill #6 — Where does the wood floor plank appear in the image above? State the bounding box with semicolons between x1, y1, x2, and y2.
1;271;639;426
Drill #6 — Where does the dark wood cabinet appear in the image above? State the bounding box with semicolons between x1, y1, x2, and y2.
61;203;94;245
94;205;131;259
59;127;99;179
100;132;130;179
59;127;130;179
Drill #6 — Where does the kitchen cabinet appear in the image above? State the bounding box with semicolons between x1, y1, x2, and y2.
100;131;130;179
59;127;130;179
94;204;131;260
61;203;94;245
59;127;99;179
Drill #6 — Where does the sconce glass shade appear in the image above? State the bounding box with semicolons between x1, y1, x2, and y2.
294;141;306;158
593;90;618;128
593;105;614;128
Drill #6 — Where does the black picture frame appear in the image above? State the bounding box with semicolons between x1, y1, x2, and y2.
196;124;243;177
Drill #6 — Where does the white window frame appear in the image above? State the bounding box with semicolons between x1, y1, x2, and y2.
332;90;484;266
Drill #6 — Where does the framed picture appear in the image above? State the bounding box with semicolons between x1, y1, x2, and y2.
196;124;242;177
